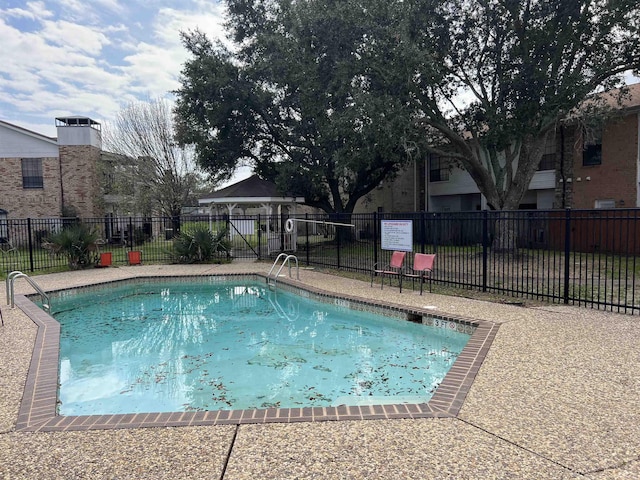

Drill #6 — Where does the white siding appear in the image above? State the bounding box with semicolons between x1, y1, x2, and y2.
0;125;58;158
429;167;479;196
57;125;102;148
529;170;556;190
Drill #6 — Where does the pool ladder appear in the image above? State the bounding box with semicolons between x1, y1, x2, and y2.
267;253;299;289
5;271;50;313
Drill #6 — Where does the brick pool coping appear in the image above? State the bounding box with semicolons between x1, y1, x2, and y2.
14;274;499;432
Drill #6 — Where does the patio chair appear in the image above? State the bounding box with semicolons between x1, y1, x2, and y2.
371;250;406;290
404;253;436;295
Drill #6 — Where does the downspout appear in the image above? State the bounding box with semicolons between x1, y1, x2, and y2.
413;158;417;211
637;112;640;207
560;125;566;208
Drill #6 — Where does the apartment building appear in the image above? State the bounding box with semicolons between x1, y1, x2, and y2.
359;83;640;213
0;117;103;219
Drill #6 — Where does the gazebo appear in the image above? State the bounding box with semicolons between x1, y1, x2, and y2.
198;175;305;254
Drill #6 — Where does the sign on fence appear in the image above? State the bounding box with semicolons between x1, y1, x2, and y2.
380;220;413;251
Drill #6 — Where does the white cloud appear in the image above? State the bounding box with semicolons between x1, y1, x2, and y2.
0;0;229;139
4;1;54;21
118;4;228;99
40;20;111;55
54;0;126;23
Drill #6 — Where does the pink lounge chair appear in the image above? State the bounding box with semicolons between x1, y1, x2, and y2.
404;253;436;295
371;251;406;290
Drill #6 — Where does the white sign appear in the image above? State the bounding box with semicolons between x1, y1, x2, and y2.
380;220;413;251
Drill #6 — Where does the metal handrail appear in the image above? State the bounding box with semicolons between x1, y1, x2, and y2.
6;271;50;313
267;254;299;289
267;253;290;278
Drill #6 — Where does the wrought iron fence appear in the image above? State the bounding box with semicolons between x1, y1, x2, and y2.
2;209;640;314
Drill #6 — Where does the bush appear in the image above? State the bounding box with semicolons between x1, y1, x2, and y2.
34;229;49;247
172;226;230;263
45;224;100;269
132;226;149;246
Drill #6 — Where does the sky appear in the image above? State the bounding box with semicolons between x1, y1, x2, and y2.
0;0;228;136
0;0;255;184
2;1;637;184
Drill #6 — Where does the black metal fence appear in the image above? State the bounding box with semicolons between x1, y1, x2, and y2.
2;209;640;314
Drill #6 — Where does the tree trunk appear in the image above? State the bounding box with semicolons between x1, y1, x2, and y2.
329;213;355;245
171;215;181;235
492;212;517;253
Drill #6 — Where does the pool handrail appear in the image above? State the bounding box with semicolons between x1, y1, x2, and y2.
267;253;289;278
6;271;51;313
267;254;299;289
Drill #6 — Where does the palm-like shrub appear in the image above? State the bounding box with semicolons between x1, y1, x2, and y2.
45;224;100;269
172;226;230;263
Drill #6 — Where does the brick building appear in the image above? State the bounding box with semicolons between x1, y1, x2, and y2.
358;83;640;213
0;117;103;219
556;84;640;209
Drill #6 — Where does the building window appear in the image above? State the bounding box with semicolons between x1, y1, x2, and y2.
538;134;556;171
595;199;615;209
429;155;450;182
0;209;8;242
583;127;602;166
103;171;116;194
21;158;43;189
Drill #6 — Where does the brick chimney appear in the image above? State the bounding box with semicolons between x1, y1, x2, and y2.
56;117;103;218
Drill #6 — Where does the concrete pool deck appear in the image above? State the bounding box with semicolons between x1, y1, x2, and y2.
0;263;638;479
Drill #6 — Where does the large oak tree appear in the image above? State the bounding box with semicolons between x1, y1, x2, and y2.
414;0;640;212
174;0;434;215
174;0;639;250
409;0;640;249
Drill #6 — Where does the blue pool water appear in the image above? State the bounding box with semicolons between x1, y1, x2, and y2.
53;280;471;415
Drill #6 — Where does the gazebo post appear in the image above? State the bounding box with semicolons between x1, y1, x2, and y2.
262;203;273;254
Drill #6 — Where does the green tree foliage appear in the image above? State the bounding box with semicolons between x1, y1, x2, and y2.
413;0;640;213
174;0;432;214
174;0;639;232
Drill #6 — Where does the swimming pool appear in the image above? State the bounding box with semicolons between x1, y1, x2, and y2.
15;273;496;431
53;279;472;416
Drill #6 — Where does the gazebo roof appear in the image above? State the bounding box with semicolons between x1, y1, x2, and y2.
199;175;304;206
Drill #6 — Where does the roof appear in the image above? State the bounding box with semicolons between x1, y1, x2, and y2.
595;82;640;110
199;175;304;205
572;82;640;117
55;117;101;128
207;175;279;199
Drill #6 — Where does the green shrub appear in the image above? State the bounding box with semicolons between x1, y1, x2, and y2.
45;224;100;269
172;226;230;263
132;226;149;246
